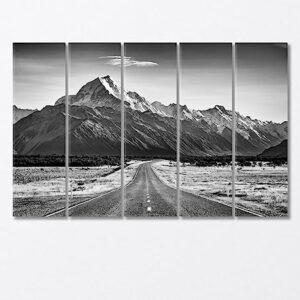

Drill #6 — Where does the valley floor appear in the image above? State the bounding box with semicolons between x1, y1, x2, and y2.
13;160;288;217
151;160;288;217
13;161;143;217
69;160;145;208
13;167;66;217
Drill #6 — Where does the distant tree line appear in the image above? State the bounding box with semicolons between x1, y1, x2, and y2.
13;155;121;167
180;155;287;167
237;156;287;167
180;155;232;167
14;154;287;168
13;155;65;167
125;155;177;163
70;155;120;167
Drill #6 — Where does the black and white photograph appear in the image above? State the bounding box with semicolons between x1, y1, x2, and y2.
124;43;178;217
13;43;66;217
66;43;122;217
179;43;236;217
235;43;288;217
12;42;289;218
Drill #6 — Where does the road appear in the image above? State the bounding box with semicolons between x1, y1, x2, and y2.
125;162;177;217
125;161;256;217
47;161;257;217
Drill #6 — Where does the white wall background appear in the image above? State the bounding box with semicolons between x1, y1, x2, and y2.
1;1;299;299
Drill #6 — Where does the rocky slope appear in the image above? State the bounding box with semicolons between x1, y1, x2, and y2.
13;105;37;124
258;139;288;158
14;104;65;155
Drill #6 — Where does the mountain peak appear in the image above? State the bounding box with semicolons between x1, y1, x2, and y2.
90;77;101;84
100;75;114;86
152;101;162;106
101;75;111;80
214;105;226;111
99;75;121;99
80;77;102;92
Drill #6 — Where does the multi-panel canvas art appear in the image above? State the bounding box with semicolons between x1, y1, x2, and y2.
12;43;289;218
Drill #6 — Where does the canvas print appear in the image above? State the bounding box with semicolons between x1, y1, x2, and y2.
64;43;122;217
13;43;66;217
12;41;289;219
179;43;241;217
235;43;288;217
124;43;178;217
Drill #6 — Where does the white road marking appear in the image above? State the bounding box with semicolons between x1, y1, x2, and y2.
145;166;152;213
145;167;149;195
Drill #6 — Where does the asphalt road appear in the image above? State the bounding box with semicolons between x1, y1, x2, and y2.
47;161;257;217
125;161;256;217
125;162;177;217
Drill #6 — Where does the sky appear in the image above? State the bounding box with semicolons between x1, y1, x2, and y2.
236;43;288;123
14;43;288;123
14;43;65;110
14;43;177;109
124;43;176;105
180;43;232;111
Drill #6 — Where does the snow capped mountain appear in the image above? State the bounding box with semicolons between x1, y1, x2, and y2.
14;75;288;156
55;75;286;156
55;76;121;110
55;75;176;116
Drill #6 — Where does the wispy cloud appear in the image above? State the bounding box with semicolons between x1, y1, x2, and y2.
98;56;158;67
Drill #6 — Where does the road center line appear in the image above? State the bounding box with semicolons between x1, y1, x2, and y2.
145;167;149;196
145;167;152;214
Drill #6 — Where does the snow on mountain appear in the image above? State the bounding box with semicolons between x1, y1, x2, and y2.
100;75;121;99
125;91;157;113
54;77;120;110
151;101;177;118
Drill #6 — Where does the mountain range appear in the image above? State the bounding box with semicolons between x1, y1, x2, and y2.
13;75;288;157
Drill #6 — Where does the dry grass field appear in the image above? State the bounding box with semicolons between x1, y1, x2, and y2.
13;167;66;217
152;160;288;217
13;161;144;216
